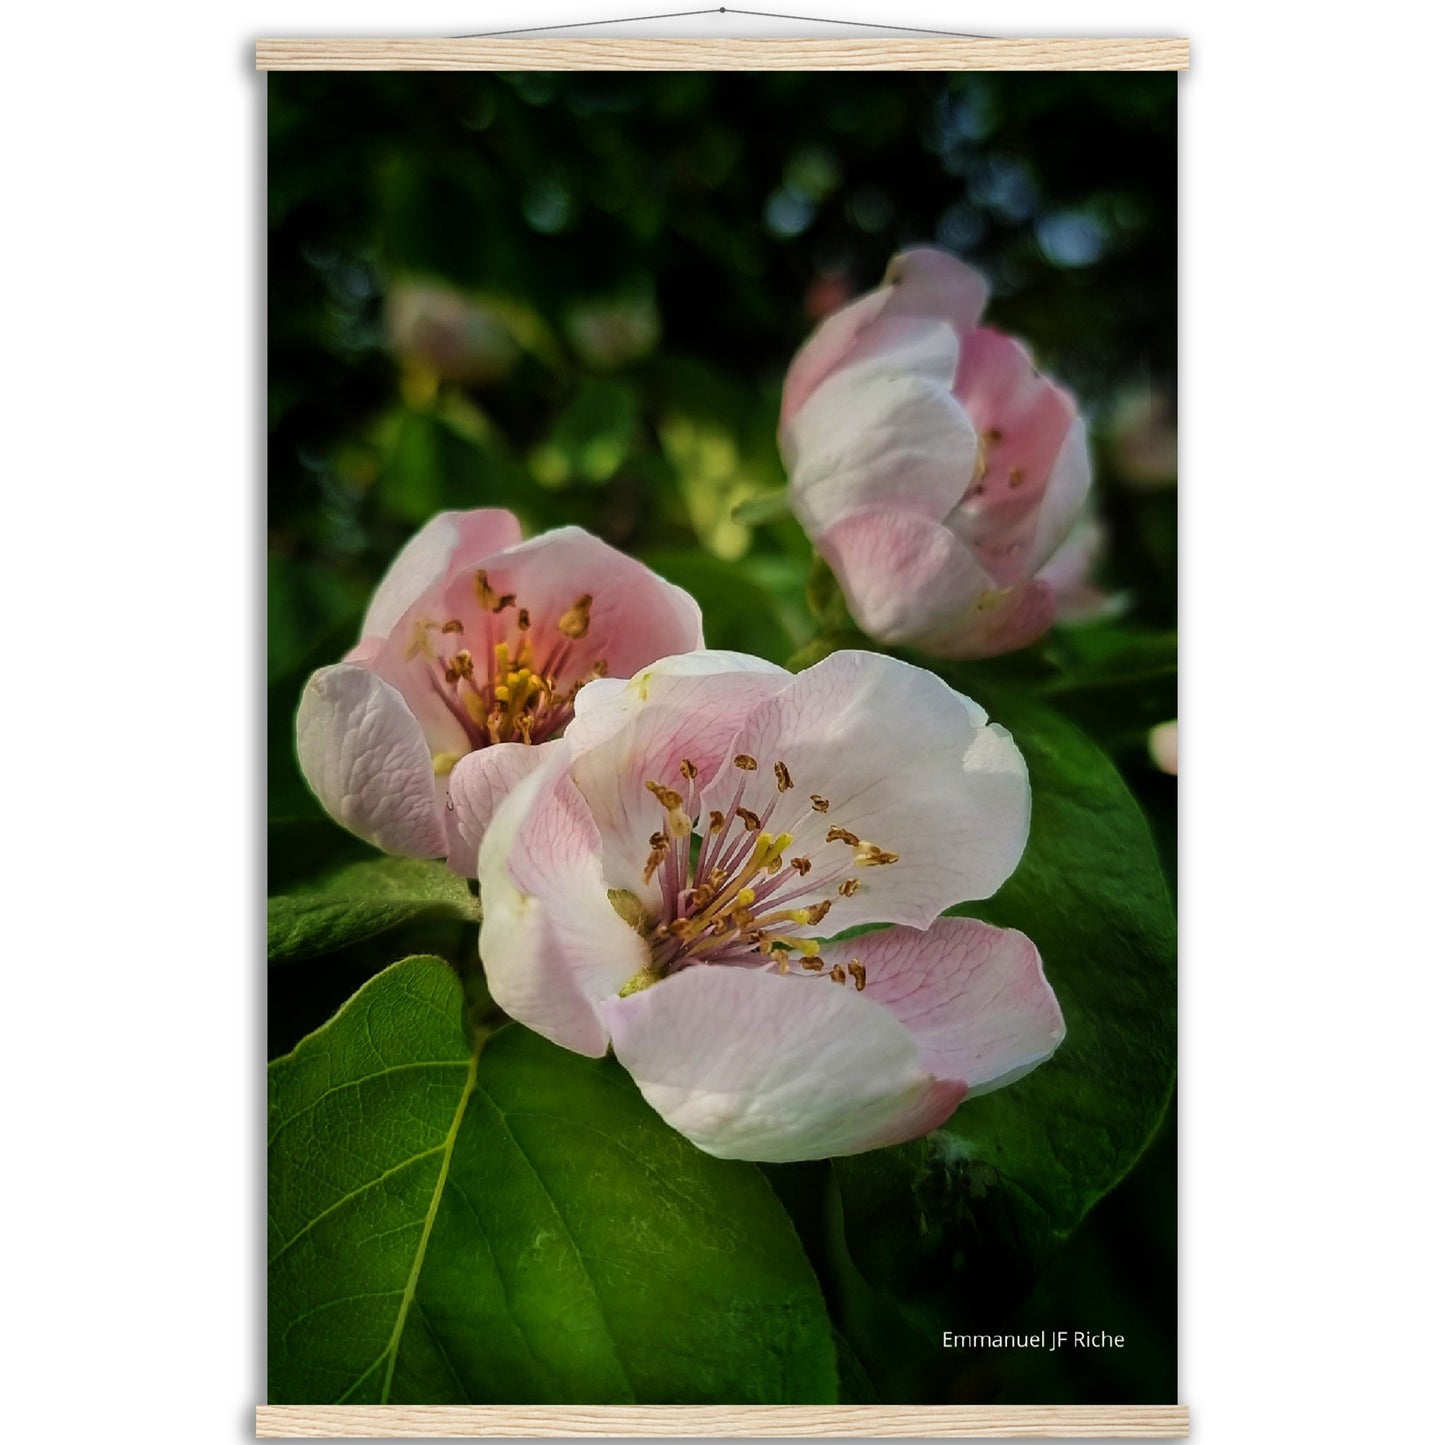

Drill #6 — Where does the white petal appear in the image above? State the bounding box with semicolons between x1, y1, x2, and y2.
600;966;958;1162
477;758;647;1057
361;509;523;639
697;650;1030;930
444;739;559;875
784;320;976;538
295;664;447;857
838;918;1065;1095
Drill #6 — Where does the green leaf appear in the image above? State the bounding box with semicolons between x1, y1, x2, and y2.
1040;625;1177;745
640;547;804;664
833;683;1176;1327
269;957;839;1405
268;857;478;964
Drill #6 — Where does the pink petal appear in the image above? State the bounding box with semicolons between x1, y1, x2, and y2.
295;663;448;858
477;758;648;1057
779;248;988;431
361;509;524;641
880;247;989;335
783;321;976;536
369;526;704;753
818;509;993;645
698;651;1031;932
779;286;892;430
951;329;1083;587
567;652;793;912
600;965;956;1162
835;918;1064;1095
1036;512;1121;625
1024;416;1092;575
433;525;704;690
820;510;1057;659
443;739;560;875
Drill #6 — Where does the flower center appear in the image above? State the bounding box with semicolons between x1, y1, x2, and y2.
408;573;604;766
627;752;900;991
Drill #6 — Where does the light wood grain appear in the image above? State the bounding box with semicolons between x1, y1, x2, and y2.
255;38;1189;73
256;1404;1189;1438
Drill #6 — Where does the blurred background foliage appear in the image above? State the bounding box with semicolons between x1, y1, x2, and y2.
269;70;1177;1406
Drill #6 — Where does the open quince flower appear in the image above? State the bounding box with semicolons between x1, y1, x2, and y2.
477;649;1064;1162
296;510;703;873
779;247;1091;659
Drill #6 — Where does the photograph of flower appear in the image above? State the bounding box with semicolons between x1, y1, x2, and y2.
267;68;1178;1409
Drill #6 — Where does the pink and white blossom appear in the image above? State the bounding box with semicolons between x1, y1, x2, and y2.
296;510;704;873
779;247;1092;659
477;649;1064;1162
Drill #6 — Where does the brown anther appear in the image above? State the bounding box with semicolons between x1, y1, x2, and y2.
838;878;861;897
558;594;593;639
847;960;867;992
983;427;1003;444
829;964;848;985
774;761;793;792
768;945;791;966
646;780;684;810
809;794;830;813
440;619;464;634
790;857;812;876
680;758;698;780
708;810;725;834
857;843;900;867
826;825;861;847
692;882;716;908
474;570;503;610
666;918;692;938
642;846;668;884
805;899;833;926
738;807;761;832
649;830;667;850
801;957;825;972
734;754;758;771
516;608;531;630
444;649;475;684
775;958;790;974
1007;467;1024;489
492;592;517;613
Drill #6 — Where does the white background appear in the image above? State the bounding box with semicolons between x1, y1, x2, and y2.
4;3;1440;1441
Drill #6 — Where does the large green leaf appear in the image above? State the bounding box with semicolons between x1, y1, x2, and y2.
269;957;839;1404
267;857;478;964
833;683;1176;1328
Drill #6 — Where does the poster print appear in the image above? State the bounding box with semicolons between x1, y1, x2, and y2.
267;66;1178;1411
